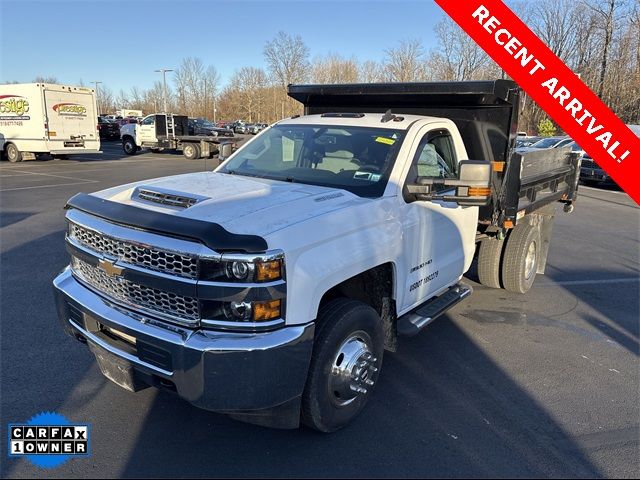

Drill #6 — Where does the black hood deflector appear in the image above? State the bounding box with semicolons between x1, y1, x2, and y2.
66;193;269;253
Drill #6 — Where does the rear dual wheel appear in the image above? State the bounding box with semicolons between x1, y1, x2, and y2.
477;222;541;294
502;223;540;294
183;143;200;160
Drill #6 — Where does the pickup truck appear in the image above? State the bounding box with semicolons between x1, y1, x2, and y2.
53;80;579;432
120;113;228;159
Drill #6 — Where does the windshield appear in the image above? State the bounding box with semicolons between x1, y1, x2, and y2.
531;137;562;148
219;124;406;197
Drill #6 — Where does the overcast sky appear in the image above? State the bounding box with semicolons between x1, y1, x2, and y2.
1;0;446;92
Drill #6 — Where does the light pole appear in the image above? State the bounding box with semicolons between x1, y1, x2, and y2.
154;68;173;113
92;81;102;114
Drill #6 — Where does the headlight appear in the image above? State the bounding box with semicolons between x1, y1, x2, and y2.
200;251;284;283
202;299;282;323
226;261;253;280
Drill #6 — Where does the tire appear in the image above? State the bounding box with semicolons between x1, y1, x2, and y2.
53;154;69;160
183;143;200;160
6;143;22;163
122;137;137;155
477;236;505;289
502;222;540;294
302;298;384;433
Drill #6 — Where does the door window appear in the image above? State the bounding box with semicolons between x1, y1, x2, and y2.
141;116;155;126
406;129;457;193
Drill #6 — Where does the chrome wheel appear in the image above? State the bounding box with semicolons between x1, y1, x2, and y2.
328;331;378;408
524;240;537;279
123;140;135;154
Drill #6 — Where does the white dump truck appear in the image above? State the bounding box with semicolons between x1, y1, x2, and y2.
53;80;580;432
0;83;100;162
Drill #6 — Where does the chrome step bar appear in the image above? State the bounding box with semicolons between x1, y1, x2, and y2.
397;283;472;337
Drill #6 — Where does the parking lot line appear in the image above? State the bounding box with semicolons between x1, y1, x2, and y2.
0;167;98;182
0;155;181;169
0;180;98;192
535;277;639;287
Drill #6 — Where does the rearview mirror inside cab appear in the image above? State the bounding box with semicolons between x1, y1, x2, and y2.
407;160;492;206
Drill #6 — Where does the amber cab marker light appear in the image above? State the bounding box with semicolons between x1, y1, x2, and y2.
468;187;491;197
255;260;282;281
253;299;281;321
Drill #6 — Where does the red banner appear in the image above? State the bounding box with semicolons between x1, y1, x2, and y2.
435;0;640;204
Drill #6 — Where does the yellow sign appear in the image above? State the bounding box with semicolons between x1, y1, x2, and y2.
0;96;30;116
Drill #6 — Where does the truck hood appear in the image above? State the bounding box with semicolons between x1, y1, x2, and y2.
92;171;369;237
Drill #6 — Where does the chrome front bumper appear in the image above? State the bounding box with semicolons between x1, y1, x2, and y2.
53;267;314;413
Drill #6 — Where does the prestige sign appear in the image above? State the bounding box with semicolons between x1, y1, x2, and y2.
435;0;640;204
53;102;87;116
0;95;30;120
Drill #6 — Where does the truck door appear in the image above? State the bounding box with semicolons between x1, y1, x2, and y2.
138;115;157;144
44;88;96;142
398;125;479;312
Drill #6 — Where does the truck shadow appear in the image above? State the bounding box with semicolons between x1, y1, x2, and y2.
116;317;602;478
0;231;605;477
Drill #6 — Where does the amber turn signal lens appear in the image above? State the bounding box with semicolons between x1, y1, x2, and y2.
253;299;281;321
255;260;282;281
468;187;491;196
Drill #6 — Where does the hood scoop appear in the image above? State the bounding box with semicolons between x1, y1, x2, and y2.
133;186;206;209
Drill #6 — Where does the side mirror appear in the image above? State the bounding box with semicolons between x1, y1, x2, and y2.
406;160;492;206
218;142;234;162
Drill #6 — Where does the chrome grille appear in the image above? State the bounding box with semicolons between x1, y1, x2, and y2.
69;223;198;279
71;257;199;324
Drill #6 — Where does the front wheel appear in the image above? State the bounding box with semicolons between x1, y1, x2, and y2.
122;137;137;155
302;298;384;432
6;143;22;163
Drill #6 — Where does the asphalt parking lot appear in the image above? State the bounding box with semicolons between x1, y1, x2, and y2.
1;141;638;478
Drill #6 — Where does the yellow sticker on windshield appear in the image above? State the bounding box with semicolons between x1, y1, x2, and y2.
375;137;395;145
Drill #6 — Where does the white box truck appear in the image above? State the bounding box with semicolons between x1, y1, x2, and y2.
0;83;101;162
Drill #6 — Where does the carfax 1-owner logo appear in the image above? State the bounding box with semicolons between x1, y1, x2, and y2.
8;412;91;469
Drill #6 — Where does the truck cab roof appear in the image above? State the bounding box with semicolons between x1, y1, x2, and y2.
276;113;446;130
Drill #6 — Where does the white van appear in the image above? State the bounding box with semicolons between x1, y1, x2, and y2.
0;83;101;162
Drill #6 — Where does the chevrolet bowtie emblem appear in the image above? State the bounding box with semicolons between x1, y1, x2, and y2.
98;259;124;277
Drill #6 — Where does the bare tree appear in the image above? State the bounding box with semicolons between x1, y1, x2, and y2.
383;39;428;82
584;0;627;99
528;0;582;62
429;19;495;80
264;31;310;87
359;60;385;83
228;67;269;122
173;57;220;118
33;76;58;83
311;53;359;83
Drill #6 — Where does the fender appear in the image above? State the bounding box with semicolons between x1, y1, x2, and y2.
266;197;403;325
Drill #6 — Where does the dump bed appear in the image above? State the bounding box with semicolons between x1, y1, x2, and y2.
288;80;579;229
